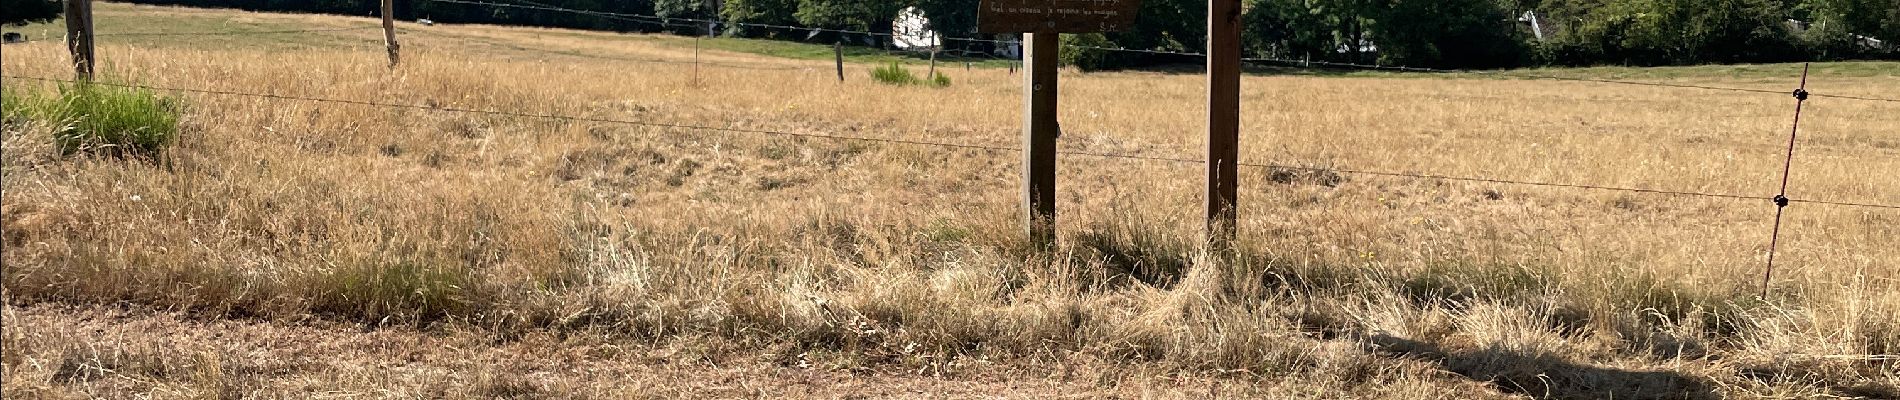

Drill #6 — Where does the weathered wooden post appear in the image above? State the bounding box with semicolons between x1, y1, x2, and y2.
1020;32;1058;245
65;0;95;80
693;35;701;85
979;0;1141;248
928;46;939;80
1207;0;1241;245
834;42;845;82
381;0;399;68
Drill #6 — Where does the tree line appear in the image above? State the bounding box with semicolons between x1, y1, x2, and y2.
7;0;1897;69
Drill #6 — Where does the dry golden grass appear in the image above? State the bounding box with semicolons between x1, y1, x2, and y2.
3;3;1898;398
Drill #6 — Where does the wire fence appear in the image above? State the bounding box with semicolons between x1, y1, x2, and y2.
421;0;1900;104
4;26;385;44
3;74;1892;214
11;0;1900;105
3;3;1898;298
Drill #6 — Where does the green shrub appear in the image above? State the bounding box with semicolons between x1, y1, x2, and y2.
0;87;31;125
311;261;472;322
870;62;951;88
1059;33;1108;71
42;83;180;158
870;62;919;86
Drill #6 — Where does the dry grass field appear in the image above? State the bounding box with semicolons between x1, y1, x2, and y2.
3;3;1898;398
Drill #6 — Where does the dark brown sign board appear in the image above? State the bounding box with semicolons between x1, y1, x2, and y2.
977;0;1141;33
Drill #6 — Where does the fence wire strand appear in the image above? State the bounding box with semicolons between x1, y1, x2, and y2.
7;74;1894;211
2;26;384;43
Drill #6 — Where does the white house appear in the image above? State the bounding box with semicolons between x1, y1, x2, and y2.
891;7;940;50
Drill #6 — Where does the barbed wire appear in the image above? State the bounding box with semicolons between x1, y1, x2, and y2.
99;26;385;37
402;28;807;71
8;74;1893;211
2;26;384;44
1240;57;1900;102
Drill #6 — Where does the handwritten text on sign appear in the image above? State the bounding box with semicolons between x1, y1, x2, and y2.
977;0;1141;33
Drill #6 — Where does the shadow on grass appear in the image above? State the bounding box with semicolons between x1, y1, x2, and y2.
1073;223;1196;290
1368;333;1717;400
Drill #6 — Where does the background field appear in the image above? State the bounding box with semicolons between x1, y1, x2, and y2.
3;3;1898;398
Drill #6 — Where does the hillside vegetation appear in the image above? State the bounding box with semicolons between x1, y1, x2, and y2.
82;0;1900;69
3;3;1899;398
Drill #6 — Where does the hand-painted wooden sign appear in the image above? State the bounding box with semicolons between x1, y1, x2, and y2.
977;0;1141;33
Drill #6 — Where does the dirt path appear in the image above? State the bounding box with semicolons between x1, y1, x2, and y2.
1;302;1501;399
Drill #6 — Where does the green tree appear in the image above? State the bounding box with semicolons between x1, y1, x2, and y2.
1371;0;1529;68
2;0;62;26
656;0;718;34
791;0;902;46
721;0;799;37
1679;0;1801;63
1061;0;1207;70
794;0;902;31
1112;0;1207;54
912;0;977;44
1303;0;1381;64
1802;0;1900;56
1886;2;1900;49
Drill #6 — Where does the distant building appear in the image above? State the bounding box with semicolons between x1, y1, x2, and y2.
994;40;1020;59
891;7;939;50
1519;11;1550;41
1855;34;1885;50
1785;18;1889;51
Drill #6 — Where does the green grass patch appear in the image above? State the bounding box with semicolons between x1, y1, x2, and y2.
1;86;31;125
310;261;472;323
1236;60;1900;81
531;29;1016;69
871;62;918;85
684;36;1015;69
1;3;376;50
1498;61;1900;80
19;83;183;158
870;62;951;87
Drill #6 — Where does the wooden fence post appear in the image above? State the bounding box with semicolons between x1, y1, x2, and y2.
1207;0;1242;245
835;42;845;82
693;35;701;86
381;0;399;68
1022;32;1059;248
65;0;94;80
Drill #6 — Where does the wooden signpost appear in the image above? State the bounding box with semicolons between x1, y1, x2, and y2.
979;0;1140;248
1207;0;1240;246
978;0;1142;33
981;0;1242;248
1019;33;1058;247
